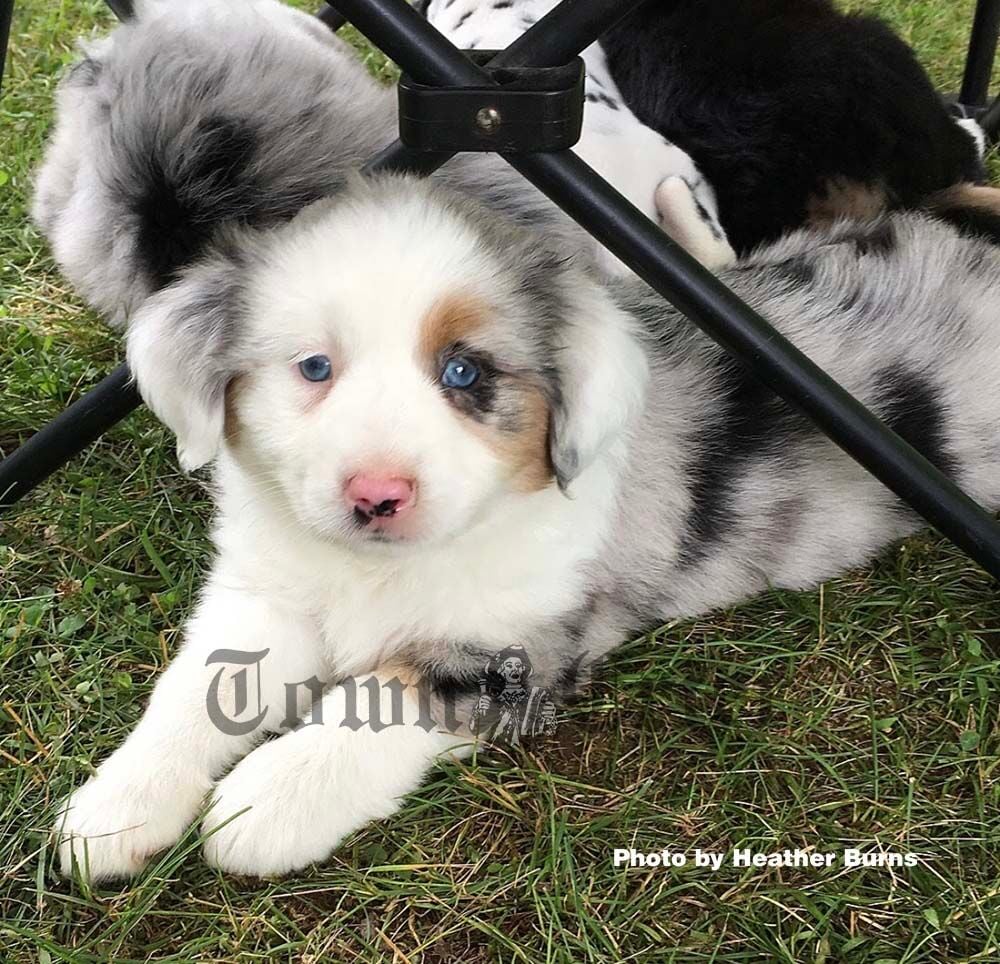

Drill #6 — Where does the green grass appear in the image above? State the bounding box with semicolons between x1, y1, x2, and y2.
2;1;1000;961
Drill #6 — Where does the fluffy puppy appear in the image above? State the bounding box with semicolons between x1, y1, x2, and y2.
599;0;989;255
55;175;1000;879
419;0;735;271
31;0;609;328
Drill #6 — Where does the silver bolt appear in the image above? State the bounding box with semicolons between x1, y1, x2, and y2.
476;106;502;133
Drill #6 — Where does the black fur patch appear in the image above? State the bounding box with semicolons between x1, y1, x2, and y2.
874;367;957;479
552;654;588;695
769;255;815;286
599;0;983;254
131;115;258;289
932;203;1000;247
679;359;812;564
426;666;482;701
67;55;102;86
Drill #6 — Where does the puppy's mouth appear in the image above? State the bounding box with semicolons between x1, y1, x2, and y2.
349;505;417;543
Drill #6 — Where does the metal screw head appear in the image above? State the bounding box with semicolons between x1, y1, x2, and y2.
476;106;502;133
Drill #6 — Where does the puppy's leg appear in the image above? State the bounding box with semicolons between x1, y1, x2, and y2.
655;176;737;270
54;580;324;882
201;614;621;876
201;664;473;876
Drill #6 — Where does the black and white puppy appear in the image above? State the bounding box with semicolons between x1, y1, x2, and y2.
599;0;989;254
419;0;735;270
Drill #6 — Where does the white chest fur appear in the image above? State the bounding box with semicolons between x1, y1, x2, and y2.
210;450;621;677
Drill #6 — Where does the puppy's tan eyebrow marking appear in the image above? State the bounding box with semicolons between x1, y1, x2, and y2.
419;289;555;492
419;291;489;366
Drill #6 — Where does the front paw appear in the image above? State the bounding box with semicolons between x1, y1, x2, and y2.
202;731;401;877
55;758;209;882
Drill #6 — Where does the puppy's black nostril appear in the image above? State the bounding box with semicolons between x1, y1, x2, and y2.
372;498;400;518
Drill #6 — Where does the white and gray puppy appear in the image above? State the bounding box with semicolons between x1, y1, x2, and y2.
419;0;735;270
31;0;624;328
55;171;1000;879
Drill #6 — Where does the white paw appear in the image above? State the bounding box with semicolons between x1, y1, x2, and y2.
55;756;209;882
201;730;387;876
202;717;466;877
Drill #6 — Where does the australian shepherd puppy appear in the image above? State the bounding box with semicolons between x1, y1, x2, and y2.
55;174;1000;879
599;0;990;255
33;0;1000;880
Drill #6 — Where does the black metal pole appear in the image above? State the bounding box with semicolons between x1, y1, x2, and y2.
356;0;646;175
960;0;1000;108
0;0;14;97
317;4;346;32
104;0;134;22
977;89;1000;141
338;0;1000;577
0;366;141;507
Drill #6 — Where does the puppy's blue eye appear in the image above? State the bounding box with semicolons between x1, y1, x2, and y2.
299;354;332;382
441;356;480;390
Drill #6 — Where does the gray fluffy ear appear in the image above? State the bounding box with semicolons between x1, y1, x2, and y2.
548;286;649;491
126;257;247;472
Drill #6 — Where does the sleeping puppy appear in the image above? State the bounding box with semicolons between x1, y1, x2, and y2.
418;0;735;271
599;0;990;256
55;175;1000;879
31;0;618;329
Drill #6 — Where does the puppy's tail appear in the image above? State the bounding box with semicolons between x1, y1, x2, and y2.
923;184;1000;246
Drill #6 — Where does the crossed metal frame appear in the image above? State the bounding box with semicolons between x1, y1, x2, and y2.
2;0;1000;580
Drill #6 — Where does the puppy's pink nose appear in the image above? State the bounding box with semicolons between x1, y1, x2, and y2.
345;474;416;519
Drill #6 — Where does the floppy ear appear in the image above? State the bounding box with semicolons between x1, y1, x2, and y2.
126;256;248;472
549;285;648;491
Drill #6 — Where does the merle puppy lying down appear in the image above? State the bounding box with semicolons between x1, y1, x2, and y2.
35;0;1000;880
53;172;1000;878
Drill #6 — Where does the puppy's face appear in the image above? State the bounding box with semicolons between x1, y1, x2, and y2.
229;203;558;547
128;178;649;552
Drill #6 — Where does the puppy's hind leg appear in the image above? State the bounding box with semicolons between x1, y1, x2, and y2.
655;176;737;270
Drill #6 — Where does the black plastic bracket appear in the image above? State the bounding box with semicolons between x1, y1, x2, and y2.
398;51;584;153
